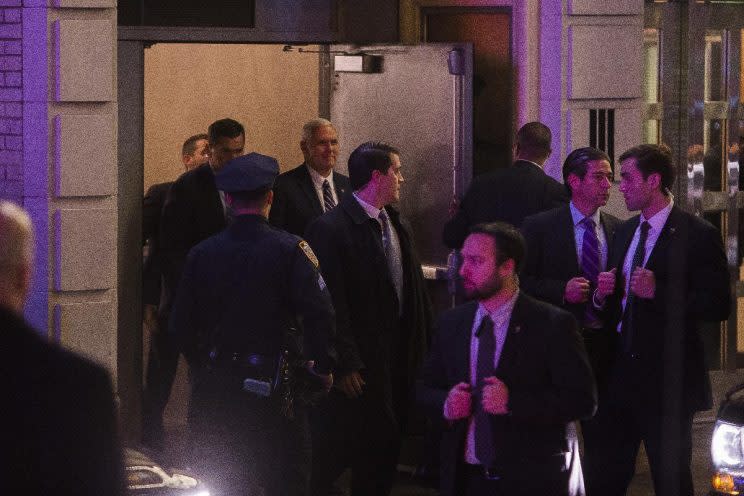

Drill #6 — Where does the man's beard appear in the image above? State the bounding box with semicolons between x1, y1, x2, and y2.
462;273;504;301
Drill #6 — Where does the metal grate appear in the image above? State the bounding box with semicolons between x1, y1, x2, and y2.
589;108;616;170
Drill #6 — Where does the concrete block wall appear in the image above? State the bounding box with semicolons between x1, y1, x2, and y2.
0;2;23;204
5;0;119;380
50;0;117;375
538;0;643;219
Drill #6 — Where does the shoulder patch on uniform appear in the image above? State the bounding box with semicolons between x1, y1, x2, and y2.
298;240;319;268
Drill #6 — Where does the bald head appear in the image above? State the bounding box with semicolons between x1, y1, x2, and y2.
0;201;34;313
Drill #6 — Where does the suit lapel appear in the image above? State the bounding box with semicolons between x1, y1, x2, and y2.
599;211;614;238
332;172;348;200
645;206;680;271
456;303;478;383
201;166;226;228
495;293;526;377
556;206;580;275
612;216;639;269
599;211;618;268
298;164;323;216
343;195;394;285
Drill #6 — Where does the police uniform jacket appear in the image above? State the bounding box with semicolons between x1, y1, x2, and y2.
169;214;336;409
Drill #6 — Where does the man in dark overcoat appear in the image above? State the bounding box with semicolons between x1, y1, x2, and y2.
305;141;432;496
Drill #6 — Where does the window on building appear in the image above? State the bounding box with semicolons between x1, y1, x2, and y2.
643;28;662;144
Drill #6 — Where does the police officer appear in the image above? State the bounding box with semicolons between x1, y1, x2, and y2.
169;152;335;496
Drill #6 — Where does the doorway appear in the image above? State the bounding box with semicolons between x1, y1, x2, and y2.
422;7;512;176
140;43;322;432
144;43;320;190
119;38;474;441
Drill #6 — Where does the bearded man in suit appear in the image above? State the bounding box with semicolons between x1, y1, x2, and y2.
419;222;595;496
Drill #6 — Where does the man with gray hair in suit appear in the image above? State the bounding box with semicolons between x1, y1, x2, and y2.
270;118;351;236
0;201;124;495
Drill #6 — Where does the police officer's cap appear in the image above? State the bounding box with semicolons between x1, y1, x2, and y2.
215;152;279;193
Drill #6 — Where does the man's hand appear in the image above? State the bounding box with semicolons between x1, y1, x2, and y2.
481;377;509;415
564;277;590;303
630;267;655;299
596;268;617;300
444;382;472;420
305;360;333;393
337;370;365;398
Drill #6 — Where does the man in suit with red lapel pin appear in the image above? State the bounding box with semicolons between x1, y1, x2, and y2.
419;222;596;496
584;144;731;496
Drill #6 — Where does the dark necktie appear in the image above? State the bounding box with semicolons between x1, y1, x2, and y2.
474;316;496;466
322;179;336;212
621;221;651;353
581;217;601;326
378;210;403;305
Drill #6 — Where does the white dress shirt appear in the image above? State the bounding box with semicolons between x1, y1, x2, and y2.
460;291;519;464
307;164;338;212
352;193;403;303
617;198;674;333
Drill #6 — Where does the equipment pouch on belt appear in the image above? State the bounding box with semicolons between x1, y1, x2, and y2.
207;350;282;397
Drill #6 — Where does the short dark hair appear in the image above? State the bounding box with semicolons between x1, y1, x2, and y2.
468;222;526;273
619;143;675;192
348;141;400;190
182;133;208;157
516;122;552;161
208;118;244;144
562;147;611;195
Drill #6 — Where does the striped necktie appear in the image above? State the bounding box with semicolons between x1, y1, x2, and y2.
322;179;336;212
378;209;403;306
581;217;601;326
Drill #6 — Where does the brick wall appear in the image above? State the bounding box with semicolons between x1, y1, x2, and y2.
0;5;21;204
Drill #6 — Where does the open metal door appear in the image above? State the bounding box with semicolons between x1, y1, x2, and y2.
329;43;473;275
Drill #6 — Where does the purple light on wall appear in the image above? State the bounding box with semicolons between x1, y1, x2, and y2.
539;0;563;182
22;5;49;334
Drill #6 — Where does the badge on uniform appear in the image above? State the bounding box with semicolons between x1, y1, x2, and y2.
298;240;319;268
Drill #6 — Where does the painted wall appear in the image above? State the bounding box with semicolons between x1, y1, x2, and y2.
143;43;320;190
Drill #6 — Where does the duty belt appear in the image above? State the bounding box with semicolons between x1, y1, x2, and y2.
208;350;281;397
